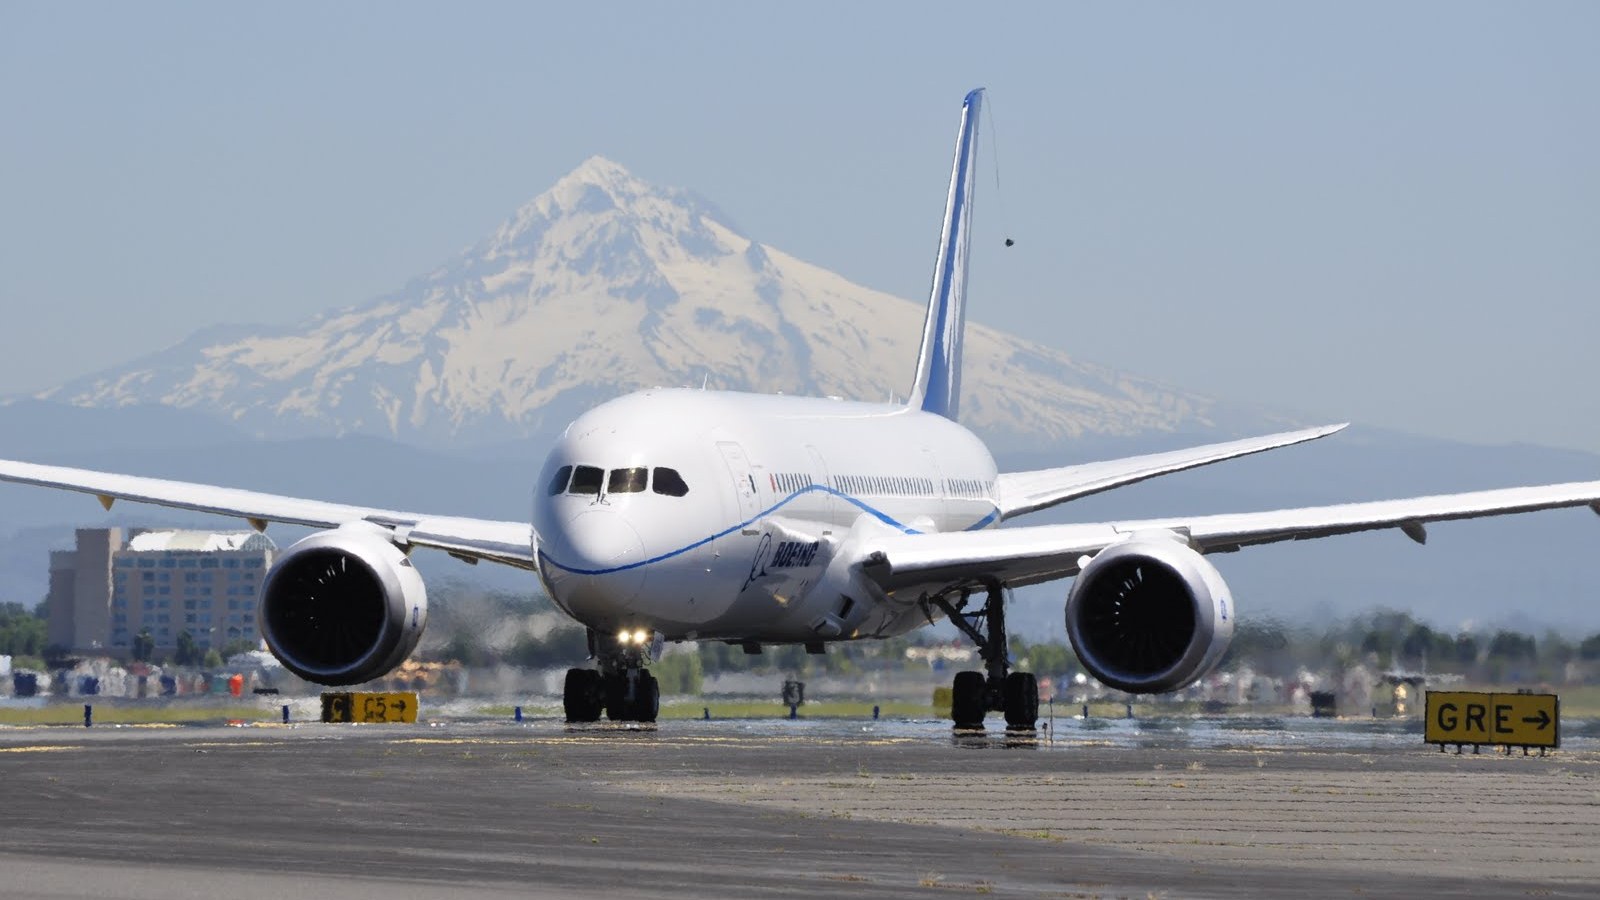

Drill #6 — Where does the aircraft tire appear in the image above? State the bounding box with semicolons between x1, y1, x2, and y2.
1003;671;1039;729
951;670;986;728
563;668;603;723
634;670;660;723
603;673;627;721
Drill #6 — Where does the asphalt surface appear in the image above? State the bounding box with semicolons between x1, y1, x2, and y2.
1;718;1597;899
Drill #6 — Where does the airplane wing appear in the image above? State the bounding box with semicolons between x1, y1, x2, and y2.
869;480;1600;592
0;458;537;570
995;423;1347;520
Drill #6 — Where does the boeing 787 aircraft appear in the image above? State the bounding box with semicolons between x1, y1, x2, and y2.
3;89;1597;728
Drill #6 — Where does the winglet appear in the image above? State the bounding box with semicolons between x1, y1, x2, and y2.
907;88;984;420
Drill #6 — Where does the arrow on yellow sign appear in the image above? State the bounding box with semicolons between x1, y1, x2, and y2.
1425;690;1558;749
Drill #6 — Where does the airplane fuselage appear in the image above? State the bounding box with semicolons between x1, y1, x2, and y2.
532;388;1000;643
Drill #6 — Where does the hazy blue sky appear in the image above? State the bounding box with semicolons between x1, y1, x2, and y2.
2;2;1596;452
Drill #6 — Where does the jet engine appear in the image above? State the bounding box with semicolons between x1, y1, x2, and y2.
258;522;428;686
1064;533;1234;694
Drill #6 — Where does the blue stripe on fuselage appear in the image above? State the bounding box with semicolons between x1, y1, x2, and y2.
538;484;999;576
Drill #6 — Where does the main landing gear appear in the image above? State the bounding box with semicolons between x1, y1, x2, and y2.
563;629;660;724
930;581;1038;730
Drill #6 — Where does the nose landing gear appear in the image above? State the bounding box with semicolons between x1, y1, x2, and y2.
932;580;1038;731
563;628;660;724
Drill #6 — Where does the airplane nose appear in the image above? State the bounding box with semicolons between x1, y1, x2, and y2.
565;508;645;571
549;507;647;615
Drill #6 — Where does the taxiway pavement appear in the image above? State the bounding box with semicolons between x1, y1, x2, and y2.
0;720;1595;898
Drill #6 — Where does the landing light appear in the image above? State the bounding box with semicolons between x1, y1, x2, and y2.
617;628;652;646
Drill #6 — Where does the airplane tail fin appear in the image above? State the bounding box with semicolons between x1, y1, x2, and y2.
907;88;984;421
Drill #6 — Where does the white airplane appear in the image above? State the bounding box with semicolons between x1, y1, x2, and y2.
3;88;1598;728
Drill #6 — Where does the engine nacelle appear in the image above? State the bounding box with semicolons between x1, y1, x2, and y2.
1065;533;1234;694
259;522;428;686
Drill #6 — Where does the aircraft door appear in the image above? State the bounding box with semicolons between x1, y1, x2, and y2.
716;441;763;535
805;445;835;533
921;448;949;526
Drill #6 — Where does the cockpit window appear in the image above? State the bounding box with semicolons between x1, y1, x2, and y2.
652;467;689;497
569;465;604;496
546;465;573;496
608;467;648;494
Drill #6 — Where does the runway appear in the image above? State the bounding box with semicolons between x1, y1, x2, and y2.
1;718;1596;898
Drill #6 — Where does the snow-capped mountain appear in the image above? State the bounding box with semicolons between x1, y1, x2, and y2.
34;157;1250;449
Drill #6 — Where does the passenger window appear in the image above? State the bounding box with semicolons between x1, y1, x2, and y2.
608;467;648;493
569;465;604;496
547;465;573;496
652;467;689;497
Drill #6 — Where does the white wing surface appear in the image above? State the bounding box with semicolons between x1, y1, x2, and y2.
996;423;1347;520
0;458;536;570
870;480;1600;592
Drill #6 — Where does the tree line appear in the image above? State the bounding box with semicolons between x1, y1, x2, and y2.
0;602;48;663
9;584;1600;689
1220;608;1600;685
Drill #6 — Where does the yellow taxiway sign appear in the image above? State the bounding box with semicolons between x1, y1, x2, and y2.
1425;691;1557;748
321;691;419;724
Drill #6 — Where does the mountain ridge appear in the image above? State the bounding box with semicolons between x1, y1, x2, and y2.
26;157;1266;450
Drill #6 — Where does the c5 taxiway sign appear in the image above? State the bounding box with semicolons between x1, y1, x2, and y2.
321;691;419;724
1425;691;1558;749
